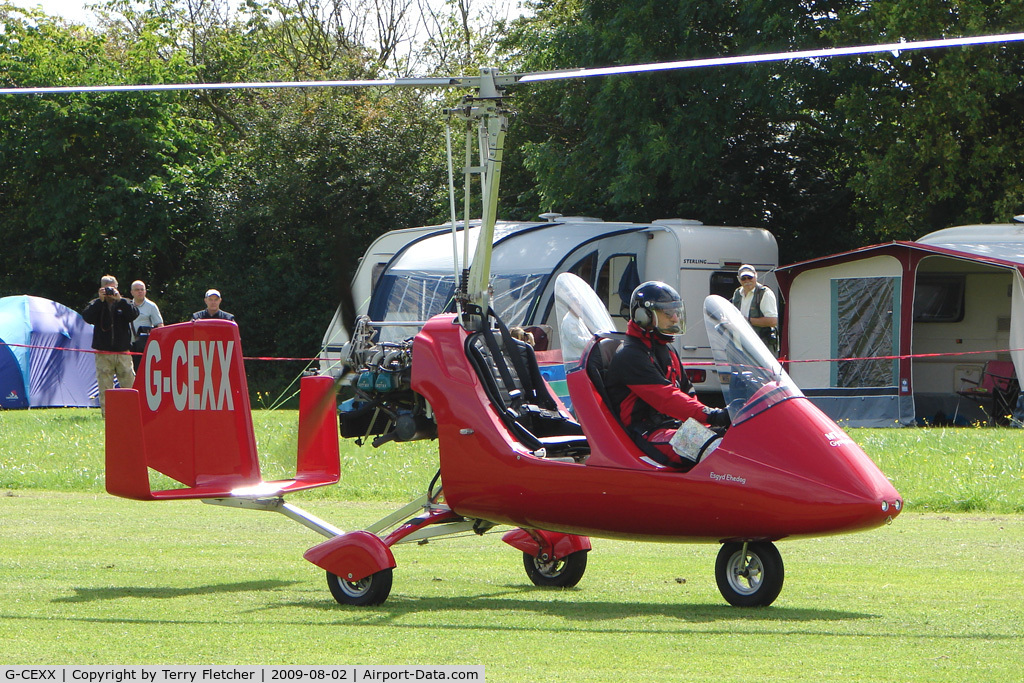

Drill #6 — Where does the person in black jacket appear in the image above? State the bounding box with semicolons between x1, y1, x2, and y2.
191;289;235;322
606;281;729;467
82;275;139;417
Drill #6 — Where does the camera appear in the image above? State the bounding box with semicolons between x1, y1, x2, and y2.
104;287;115;295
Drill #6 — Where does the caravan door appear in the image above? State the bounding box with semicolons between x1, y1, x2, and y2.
535;230;650;351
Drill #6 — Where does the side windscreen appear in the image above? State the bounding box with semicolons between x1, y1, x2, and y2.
704;295;802;425
554;273;617;369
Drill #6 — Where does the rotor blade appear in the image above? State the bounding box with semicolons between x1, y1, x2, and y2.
516;32;1024;83
5;32;1023;95
0;76;470;96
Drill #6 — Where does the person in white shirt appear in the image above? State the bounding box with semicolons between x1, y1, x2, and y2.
730;264;779;356
130;280;164;369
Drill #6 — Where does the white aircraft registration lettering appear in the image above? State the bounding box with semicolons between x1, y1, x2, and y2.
144;339;235;412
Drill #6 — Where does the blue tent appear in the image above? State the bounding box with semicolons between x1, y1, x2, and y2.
0;295;98;409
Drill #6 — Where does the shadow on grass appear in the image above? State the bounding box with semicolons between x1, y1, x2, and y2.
280;586;878;626
48;579;874;624
53;580;298;603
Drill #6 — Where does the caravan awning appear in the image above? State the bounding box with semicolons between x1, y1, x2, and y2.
775;224;1024;426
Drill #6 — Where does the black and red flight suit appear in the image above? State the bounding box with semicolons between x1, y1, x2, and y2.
605;321;724;466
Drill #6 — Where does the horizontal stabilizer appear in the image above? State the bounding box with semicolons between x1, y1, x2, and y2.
105;320;339;500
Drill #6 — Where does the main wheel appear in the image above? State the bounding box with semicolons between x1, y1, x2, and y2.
715;541;784;607
326;568;393;606
523;550;588;588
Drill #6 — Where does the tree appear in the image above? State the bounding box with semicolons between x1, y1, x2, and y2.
189;85;446;389
499;0;1024;257
0;8;216;302
831;0;1024;240
497;0;866;260
0;1;449;396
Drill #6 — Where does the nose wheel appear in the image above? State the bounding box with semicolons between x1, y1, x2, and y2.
715;541;784;607
522;550;589;588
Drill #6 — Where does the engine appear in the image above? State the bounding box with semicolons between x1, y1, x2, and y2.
337;316;437;447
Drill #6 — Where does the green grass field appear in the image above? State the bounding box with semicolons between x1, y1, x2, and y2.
1;493;1022;681
3;408;1023;511
1;409;1023;680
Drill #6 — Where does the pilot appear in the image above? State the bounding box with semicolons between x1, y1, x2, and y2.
605;281;730;467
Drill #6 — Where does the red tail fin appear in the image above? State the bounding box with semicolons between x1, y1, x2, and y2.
105;320;339;500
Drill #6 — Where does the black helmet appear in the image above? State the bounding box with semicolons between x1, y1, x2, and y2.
630;281;685;336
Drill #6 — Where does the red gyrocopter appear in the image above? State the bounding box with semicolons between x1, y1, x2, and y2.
34;35;996;608
104;269;901;608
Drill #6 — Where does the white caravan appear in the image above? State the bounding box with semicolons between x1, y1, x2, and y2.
320;215;778;400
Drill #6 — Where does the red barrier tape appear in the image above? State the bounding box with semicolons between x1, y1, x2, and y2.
2;340;1023;365
0;342;323;363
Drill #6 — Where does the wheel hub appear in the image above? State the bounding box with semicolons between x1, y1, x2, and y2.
728;552;764;595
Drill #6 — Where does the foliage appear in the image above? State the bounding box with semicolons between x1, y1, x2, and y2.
0;8;216;299
857;426;1024;512
3;409;1024;514
0;408;442;501
831;1;1024;240
4;0;1024;395
499;0;1024;258
498;0;866;259
0;0;449;395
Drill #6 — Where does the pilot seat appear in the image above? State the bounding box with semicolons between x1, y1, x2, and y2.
465;310;590;461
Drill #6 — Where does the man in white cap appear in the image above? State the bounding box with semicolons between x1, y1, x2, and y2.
191;289;235;321
731;265;778;356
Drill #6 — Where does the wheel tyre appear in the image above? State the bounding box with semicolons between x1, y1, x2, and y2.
523;550;588;588
715;541;784;607
326;568;393;606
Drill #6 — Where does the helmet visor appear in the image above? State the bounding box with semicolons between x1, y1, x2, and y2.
652;301;685;335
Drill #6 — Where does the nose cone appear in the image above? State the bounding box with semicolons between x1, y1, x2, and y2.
716;397;902;537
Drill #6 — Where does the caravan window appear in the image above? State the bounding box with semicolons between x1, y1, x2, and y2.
370;270;546;341
370;263;388;291
710;271;739;299
597;254;639;318
371;271;458;340
914;274;965;323
568;252;597;287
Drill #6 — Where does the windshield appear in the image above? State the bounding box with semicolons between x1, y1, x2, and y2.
704;295;802;425
372;270;546;342
367;224;556;342
553;273;617;367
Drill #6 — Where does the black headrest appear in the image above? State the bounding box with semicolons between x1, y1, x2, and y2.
586;336;623;389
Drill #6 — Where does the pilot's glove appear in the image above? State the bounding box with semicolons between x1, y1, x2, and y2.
705;408;731;428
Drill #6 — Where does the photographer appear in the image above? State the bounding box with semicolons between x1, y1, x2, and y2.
82;275;139;417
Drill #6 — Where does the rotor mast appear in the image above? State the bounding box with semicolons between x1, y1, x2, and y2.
447;67;509;326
